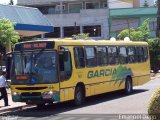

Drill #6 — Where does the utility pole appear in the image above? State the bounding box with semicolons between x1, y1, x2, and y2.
74;22;77;35
156;0;160;37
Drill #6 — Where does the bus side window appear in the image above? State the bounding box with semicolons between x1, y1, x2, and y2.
97;47;108;66
136;47;144;62
85;47;97;67
59;51;72;81
74;47;85;68
143;47;148;61
128;47;136;63
108;46;119;65
119;46;128;64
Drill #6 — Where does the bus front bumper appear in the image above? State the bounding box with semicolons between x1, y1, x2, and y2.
12;91;60;104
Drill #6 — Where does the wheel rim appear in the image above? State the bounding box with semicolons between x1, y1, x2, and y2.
77;91;82;102
127;81;131;93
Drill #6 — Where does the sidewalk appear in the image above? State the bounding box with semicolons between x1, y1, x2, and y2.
151;72;160;79
0;89;30;114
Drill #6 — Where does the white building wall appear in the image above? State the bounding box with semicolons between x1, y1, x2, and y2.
80;9;109;39
46;14;80;27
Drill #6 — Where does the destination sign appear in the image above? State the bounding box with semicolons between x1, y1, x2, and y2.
14;41;54;51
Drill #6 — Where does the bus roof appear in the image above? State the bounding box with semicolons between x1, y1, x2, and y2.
16;39;148;46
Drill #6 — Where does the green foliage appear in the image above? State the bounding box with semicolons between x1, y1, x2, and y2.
72;33;89;40
148;86;160;118
148;38;160;52
118;19;150;41
148;38;160;73
0;19;19;47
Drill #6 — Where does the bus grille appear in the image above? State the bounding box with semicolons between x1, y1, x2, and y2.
16;87;47;90
21;92;41;97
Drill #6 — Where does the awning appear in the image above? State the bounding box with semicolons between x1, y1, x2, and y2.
0;4;54;36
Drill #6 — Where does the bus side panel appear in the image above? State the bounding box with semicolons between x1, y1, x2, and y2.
138;75;150;86
60;89;65;102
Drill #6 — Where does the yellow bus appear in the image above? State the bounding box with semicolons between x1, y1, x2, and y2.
10;39;150;106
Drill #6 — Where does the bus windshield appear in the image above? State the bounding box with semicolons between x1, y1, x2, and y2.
12;51;57;84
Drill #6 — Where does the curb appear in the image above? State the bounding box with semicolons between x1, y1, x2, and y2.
151;76;160;80
0;104;32;114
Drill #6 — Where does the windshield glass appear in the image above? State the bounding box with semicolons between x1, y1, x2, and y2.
12;51;57;84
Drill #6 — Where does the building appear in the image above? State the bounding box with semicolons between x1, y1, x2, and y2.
109;7;157;38
17;0;155;39
17;0;109;39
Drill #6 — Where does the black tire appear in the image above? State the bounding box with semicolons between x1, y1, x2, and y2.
124;77;133;94
74;86;85;106
36;103;45;108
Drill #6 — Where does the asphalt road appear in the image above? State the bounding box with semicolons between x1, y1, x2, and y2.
0;78;160;120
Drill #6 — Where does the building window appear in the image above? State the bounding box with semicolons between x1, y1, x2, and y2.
74;47;85;68
48;7;56;14
85;47;97;67
38;7;50;14
85;2;100;9
83;25;101;37
149;20;156;31
103;2;108;8
45;27;60;38
55;5;65;12
69;3;82;13
64;26;80;37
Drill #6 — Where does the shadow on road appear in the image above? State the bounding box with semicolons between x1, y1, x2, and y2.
1;89;148;117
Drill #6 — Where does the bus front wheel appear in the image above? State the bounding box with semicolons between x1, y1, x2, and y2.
124;77;133;94
74;86;85;106
36;103;45;108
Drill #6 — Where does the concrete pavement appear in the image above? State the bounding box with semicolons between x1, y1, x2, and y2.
0;89;31;114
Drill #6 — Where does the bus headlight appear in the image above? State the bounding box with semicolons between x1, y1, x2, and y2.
13;92;17;95
13;92;20;96
49;91;53;95
42;91;53;99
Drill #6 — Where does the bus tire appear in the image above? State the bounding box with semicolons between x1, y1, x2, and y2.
124;77;133;94
74;86;85;106
36;103;45;108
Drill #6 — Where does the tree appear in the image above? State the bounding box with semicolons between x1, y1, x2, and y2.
72;33;89;40
156;0;160;37
148;38;160;73
118;19;150;41
0;19;19;66
9;0;14;5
